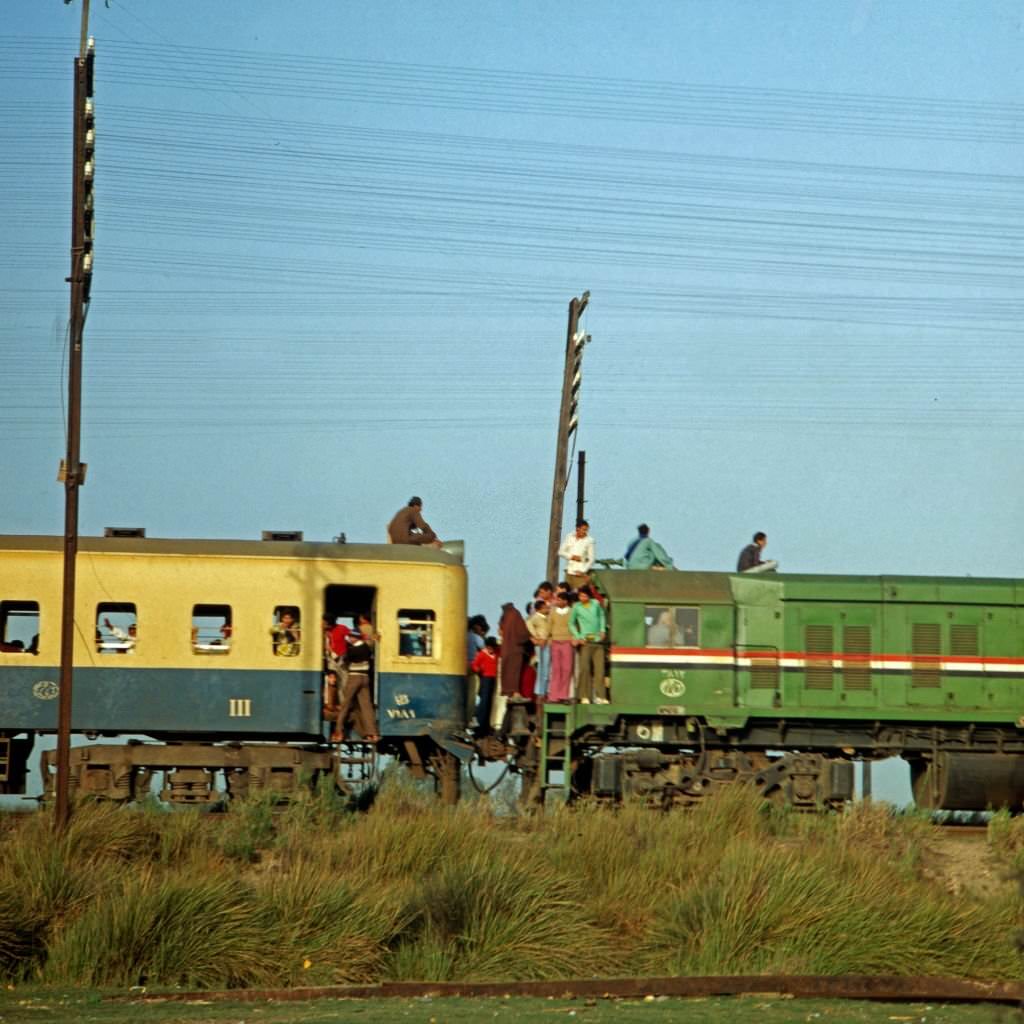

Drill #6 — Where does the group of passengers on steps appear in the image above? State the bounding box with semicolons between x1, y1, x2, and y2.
320;496;774;743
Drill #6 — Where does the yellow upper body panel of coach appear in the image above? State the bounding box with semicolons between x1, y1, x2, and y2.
0;536;467;676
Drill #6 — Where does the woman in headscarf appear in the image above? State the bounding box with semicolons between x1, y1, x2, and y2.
498;601;531;697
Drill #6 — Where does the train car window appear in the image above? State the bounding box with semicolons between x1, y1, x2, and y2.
96;602;138;655
398;609;435;657
643;606;699;648
192;604;233;655
0;601;40;654
271;606;302;657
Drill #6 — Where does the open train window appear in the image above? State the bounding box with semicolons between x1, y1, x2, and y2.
271;605;302;657
398;609;435;657
96;602;137;654
0;601;39;655
643;606;699;648
192;604;232;655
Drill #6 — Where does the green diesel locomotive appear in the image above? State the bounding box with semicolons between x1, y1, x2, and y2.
534;569;1024;811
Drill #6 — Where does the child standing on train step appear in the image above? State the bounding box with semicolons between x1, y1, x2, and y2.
546;592;575;703
526;599;551;703
470;636;500;736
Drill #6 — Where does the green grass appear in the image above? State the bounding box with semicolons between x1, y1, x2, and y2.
0;991;1014;1024
0;781;1021;990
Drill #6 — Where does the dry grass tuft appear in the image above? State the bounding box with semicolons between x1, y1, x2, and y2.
0;781;1019;989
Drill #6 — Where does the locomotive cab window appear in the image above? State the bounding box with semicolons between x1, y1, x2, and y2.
96;602;137;654
0;601;40;654
644;606;699;648
192;604;232;655
398;609;435;657
271;606;302;657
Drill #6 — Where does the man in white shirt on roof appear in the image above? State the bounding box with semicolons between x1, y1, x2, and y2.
559;518;595;590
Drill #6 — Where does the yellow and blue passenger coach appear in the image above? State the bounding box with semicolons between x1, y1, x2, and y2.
0;534;467;803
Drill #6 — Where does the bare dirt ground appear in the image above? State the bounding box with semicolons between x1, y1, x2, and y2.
922;832;1013;901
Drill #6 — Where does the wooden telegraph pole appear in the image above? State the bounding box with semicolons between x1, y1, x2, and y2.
55;6;94;831
545;293;589;584
576;450;586;525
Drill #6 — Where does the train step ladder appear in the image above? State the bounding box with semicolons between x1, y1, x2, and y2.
0;736;9;784
540;707;571;803
337;742;378;788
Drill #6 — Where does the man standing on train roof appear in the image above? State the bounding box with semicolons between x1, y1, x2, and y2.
737;531;779;573
387;496;443;548
624;524;675;570
559;518;595;590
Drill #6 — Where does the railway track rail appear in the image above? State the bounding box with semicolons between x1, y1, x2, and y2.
123;974;1024;1006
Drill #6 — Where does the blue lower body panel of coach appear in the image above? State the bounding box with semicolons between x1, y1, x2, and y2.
0;664;322;739
1;664;466;743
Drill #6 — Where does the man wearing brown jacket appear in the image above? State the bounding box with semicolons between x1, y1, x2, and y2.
387;497;442;547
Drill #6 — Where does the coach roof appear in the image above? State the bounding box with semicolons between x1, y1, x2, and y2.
595;568;1024;607
0;534;465;565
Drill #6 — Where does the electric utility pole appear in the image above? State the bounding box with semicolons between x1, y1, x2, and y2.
545;292;590;584
55;12;95;831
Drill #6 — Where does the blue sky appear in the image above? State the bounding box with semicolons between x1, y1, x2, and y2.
2;1;1023;803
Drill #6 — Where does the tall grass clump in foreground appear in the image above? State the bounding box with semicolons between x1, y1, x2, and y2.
0;782;1021;988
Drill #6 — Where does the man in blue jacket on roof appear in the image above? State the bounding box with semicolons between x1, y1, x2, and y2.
624;524;675;570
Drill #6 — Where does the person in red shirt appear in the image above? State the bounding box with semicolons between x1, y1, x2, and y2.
519;660;537;716
322;614;351;672
470;636;500;736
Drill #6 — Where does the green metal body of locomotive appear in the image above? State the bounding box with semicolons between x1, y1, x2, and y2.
536;570;1024;811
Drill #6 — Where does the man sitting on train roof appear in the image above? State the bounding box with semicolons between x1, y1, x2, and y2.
624;524;675;570
736;531;779;574
387;496;443;548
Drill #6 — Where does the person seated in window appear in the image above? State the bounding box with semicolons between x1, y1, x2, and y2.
103;617;137;653
646;609;675;647
0;639;25;653
27;634;39;655
402;622;428;657
677;616;698;647
211;623;233;647
270;610;301;657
